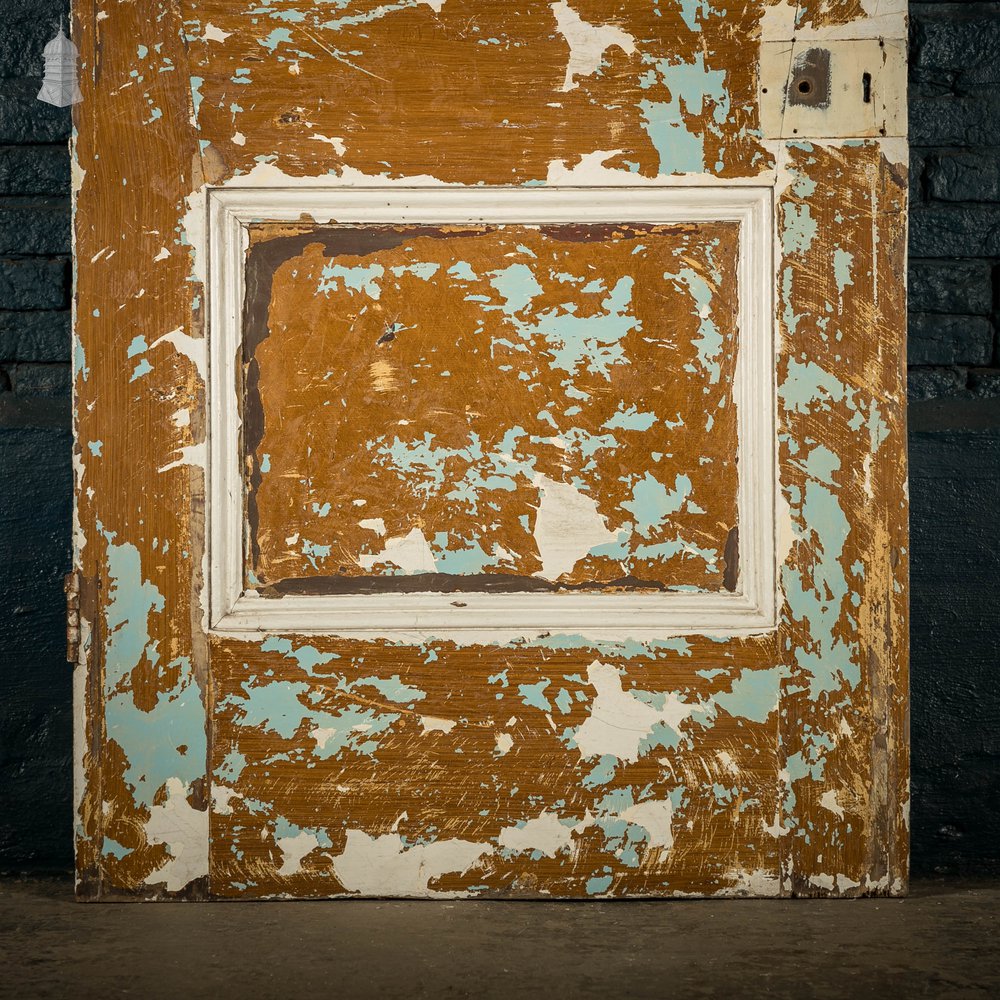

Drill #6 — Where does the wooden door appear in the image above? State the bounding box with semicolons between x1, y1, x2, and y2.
72;0;908;900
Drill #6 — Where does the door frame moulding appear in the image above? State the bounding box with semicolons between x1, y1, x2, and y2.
206;186;777;641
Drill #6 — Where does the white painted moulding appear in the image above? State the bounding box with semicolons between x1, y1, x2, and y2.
207;186;777;641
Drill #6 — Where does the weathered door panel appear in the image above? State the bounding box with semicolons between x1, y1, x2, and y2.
73;0;908;899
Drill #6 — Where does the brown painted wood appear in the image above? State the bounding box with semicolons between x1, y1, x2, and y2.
72;0;908;899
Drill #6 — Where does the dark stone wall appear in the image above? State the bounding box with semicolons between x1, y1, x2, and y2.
0;0;73;873
908;1;1000;876
1;2;998;877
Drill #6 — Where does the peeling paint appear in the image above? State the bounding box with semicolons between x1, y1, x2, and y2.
74;0;907;901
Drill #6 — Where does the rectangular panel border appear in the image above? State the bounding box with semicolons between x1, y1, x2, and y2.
207;186;776;640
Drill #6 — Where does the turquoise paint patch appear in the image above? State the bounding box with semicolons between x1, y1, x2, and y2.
583;755;618;788
74;340;89;383
319;2;414;32
126;334;147;358
603;406;656;432
586;873;613;895
782;203;817;255
554;688;573;714
261;635;337;673
103;837;131;859
274;815;333;848
781;466;858;697
258;27;293;52
621;472;693;538
713;666;787;723
779;359;849;413
489;262;544;313
430;534;498;574
301;538;332;569
638;52;728;175
318;262;385;299
106;657;207;811
130;359;153;382
677;0;707;30
222;679;312;740
189;76;204;127
447;260;477;281
391;261;440;281
216;749;248;782
356;674;426;704
518;679;551;712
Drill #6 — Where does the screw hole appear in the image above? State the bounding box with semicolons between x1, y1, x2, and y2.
762;86;768;94
862;71;872;104
797;78;812;95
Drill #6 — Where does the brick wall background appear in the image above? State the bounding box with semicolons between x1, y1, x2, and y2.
2;1;998;877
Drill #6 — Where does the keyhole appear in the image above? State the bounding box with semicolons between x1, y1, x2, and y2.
797;78;812;96
862;72;872;104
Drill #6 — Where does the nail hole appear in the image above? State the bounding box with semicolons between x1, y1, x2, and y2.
762;86;768;94
862;72;872;103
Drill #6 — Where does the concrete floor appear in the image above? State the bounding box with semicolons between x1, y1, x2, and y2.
1;879;998;999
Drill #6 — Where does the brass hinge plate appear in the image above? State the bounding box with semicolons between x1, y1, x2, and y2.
65;571;81;664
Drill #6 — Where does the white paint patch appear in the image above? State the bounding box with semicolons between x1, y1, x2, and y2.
170;408;191;429
551;1;635;92
359;527;436;574
310;133;347;155
359;517;386;536
621;799;674;850
144;777;209;892
723;868;781;897
211;783;242;816
764;769;791;839
232;132;246;147
311;725;337;752
202;22;232;43
495;732;514;756
418;0;447;11
573;660;703;763
153;246;170;261
150;326;207;383
276;829;323;877
498;811;573;858
331;830;490;897
158;442;205;474
820;789;846;820
420;715;457;735
532;475;616;581
760;0;905;41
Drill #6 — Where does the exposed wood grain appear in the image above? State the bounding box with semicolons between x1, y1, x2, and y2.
73;0;908;900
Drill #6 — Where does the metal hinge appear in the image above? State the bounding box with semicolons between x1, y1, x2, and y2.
65;571;81;664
